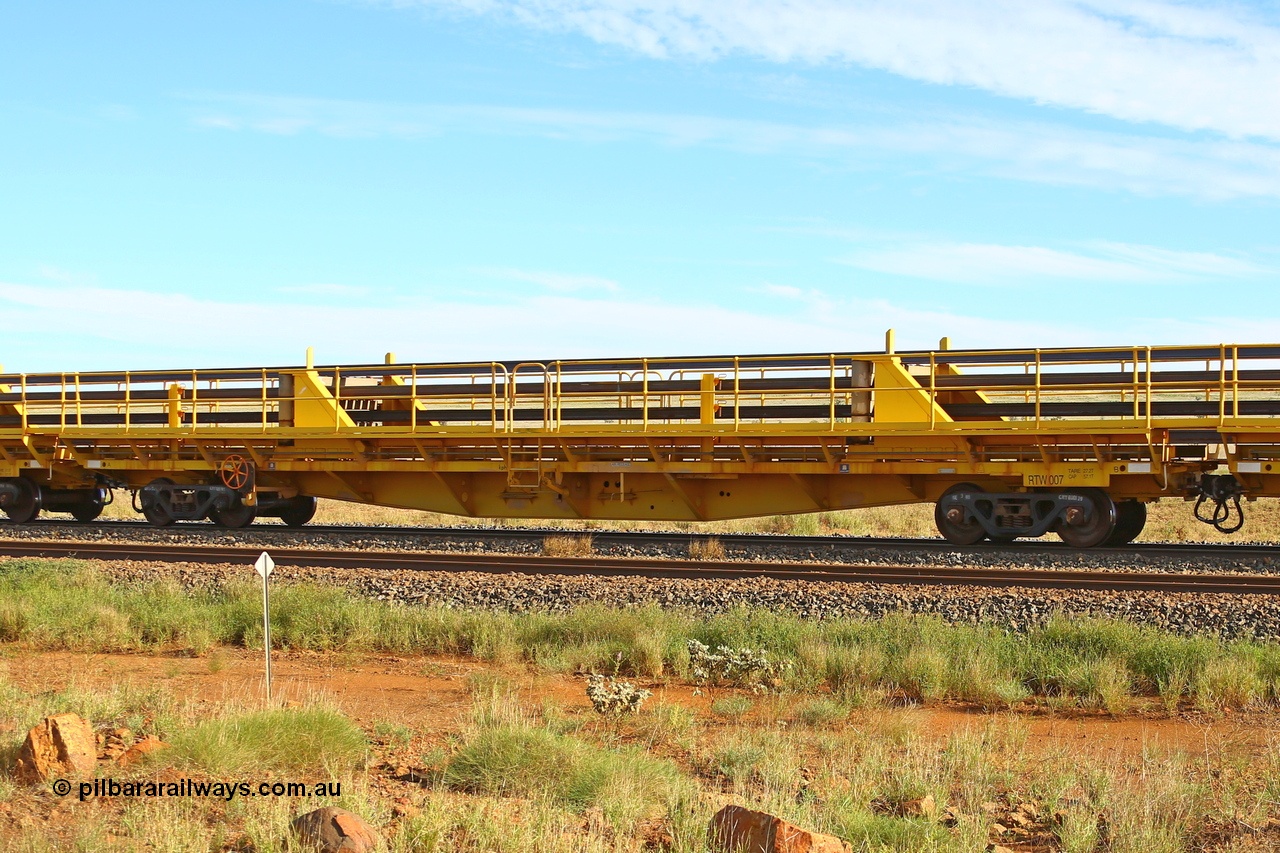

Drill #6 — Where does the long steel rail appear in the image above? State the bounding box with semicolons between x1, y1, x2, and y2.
3;539;1278;594
8;519;1280;562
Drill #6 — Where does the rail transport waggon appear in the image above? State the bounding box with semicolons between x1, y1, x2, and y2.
2;336;1279;547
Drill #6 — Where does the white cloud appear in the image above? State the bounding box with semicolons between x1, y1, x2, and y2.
841;241;1271;284
756;283;805;299
277;283;371;297
36;265;97;286
386;0;1280;142
476;266;621;292
1;280;1275;373
188;94;1280;199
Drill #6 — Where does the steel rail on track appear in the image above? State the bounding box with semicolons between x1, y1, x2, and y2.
13;519;1280;562
2;539;1278;595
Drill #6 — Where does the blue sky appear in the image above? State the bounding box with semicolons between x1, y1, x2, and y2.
2;0;1278;371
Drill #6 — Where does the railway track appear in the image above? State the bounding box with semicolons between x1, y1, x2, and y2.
7;518;1280;562
3;538;1278;595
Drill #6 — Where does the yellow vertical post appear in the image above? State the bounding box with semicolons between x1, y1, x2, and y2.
385;352;396;365
699;374;717;424
306;347;315;369
938;336;950;351
1218;345;1226;426
1232;345;1239;418
1033;350;1042;427
642;359;650;429
190;371;199;429
929;352;937;429
1152;345;1162;427
699;372;716;462
829;354;837;427
1132;348;1140;419
168;384;182;428
733;357;741;431
885;328;895;354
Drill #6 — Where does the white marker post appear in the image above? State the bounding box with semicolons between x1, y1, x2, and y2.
254;551;276;704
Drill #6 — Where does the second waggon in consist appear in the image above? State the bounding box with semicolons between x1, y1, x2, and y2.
2;334;1279;547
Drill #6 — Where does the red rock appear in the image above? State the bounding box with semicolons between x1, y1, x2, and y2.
13;714;96;783
899;795;936;818
291;807;379;853
709;805;851;853
116;736;171;767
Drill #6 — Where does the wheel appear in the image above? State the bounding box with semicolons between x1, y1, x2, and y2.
219;455;253;491
140;478;176;527
2;479;41;524
279;495;317;528
1104;500;1147;546
1056;489;1117;548
209;501;256;529
934;483;988;546
70;496;105;522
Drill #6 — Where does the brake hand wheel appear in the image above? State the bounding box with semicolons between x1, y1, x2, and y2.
219;455;253;491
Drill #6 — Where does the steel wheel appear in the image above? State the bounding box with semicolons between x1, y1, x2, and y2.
3;479;41;524
934;483;988;546
1104;500;1147;546
1056;489;1117;548
279;495;317;528
70;496;105;522
140;478;176;527
210;501;256;529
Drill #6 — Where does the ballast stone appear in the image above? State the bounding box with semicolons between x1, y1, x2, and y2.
709;804;851;853
13;713;97;783
291;806;379;853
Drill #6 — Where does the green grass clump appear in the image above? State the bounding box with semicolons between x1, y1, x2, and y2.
793;697;850;727
171;705;367;774
443;724;685;829
710;696;753;720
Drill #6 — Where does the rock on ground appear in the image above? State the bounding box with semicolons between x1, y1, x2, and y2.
12;713;96;783
116;735;171;767
709;804;851;853
290;806;379;853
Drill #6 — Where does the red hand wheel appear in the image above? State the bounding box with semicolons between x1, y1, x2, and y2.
219;455;253;491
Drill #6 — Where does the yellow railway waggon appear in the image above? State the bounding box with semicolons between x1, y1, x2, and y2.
2;336;1279;547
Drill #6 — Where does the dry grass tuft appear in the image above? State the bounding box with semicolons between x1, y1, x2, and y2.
688;537;726;560
542;534;594;557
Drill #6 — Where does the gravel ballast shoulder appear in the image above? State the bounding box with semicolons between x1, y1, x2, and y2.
4;520;1280;575
89;558;1280;641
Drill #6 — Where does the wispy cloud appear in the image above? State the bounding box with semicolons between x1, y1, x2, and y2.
277;283;371;297
2;280;1275;372
841;241;1271;284
188;94;1280;200
36;265;97;286
475;266;621;292
755;283;805;299
384;0;1280;142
